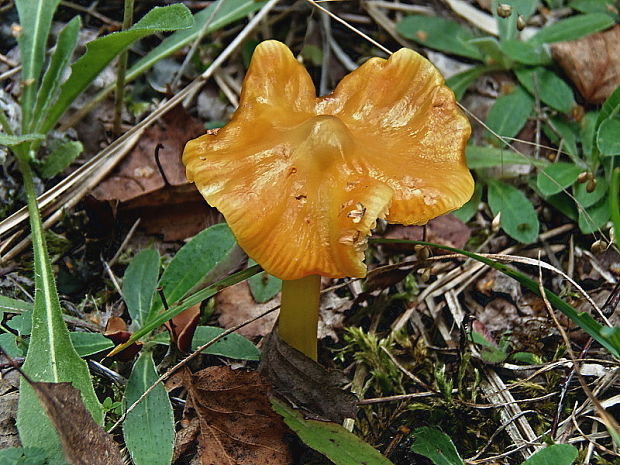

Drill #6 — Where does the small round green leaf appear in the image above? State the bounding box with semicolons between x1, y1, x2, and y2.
536;162;582;196
488;180;539;243
596;117;620;156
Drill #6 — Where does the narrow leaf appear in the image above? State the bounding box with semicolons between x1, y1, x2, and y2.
122;249;160;327
153;325;260;360
410;426;464;465
272;398;395;465
123;350;174;465
466;144;547;169
42;4;193;133
530;13;615;43
574;176;608;208
500;39;550;65
543;117;579;158
597;117;620;156
69;332;114;357
578;197;610;234
396;16;482;60
0;133;45;146
17;161;102;465
39;141;83;179
536;162;582;196
516;67;575;114
31;16;81;133
0;295;33;312
107;265;261;357
151;223;238;319
192;326;260;360
126;0;265;83
15;0;62;130
486;86;534;145
569;0;618;15
487;179;539;243
521;444;578;465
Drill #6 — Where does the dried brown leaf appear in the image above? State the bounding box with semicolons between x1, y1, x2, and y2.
178;366;293;465
258;330;357;423
216;281;280;338
103;316;142;361
90;105;217;240
165;303;201;352
551;25;620;103
30;381;124;465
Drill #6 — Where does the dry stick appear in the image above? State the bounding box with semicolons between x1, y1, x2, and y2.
60;1;120;26
108;217;141;268
0;0;282;259
171;0;228;90
551;280;620;437
467;410;539;462
433;251;609;325
304;0;392;55
319;2;333;96
1;129;145;262
113;0;135;135
537;255;620;447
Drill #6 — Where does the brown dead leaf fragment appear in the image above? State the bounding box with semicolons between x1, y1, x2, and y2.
216;281;280;338
551;25;620;103
30;382;124;465
103;316;142;360
165;303;201;352
177;366;293;465
90;105;218;240
259;330;358;423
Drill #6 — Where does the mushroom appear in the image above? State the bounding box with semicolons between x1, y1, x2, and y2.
183;41;473;360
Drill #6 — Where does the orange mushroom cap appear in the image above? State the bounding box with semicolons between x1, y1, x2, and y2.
183;40;474;280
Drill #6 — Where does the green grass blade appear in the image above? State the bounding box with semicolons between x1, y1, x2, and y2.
41;4;193;133
68;0;266;121
150;223;238;320
31;16;81;133
123;350;174;465
0;133;45;146
16;158;102;465
0;296;33;313
108;265;261;357
126;0;265;83
371;238;620;359
15;0;61;131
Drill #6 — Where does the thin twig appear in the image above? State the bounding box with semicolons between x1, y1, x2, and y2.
537;253;620;447
113;0;134;135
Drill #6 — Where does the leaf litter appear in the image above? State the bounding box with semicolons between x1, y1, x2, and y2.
173;366;293;465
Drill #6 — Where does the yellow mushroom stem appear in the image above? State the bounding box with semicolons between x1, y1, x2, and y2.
279;274;322;360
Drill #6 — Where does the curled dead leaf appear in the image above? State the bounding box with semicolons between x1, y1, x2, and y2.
551;25;620;104
258;330;357;423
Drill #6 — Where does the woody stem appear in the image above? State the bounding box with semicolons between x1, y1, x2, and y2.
279;274;321;360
